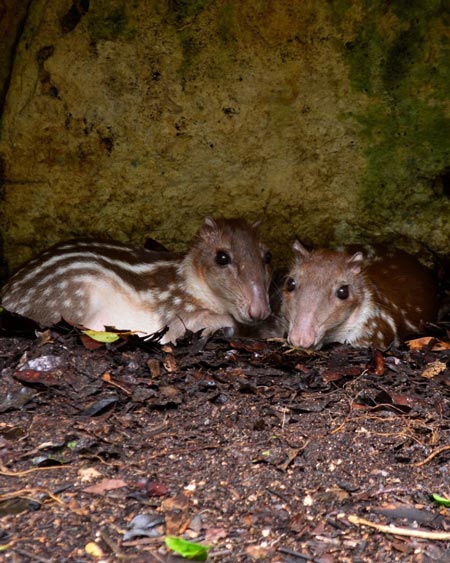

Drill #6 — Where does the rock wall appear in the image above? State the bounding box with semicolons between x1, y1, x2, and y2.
0;0;449;269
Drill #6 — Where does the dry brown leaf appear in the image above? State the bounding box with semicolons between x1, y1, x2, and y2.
245;545;269;559
161;492;190;535
373;349;385;376
163;353;178;373
147;358;161;378
430;340;450;351
204;527;228;543
406;336;434;350
79;334;105;350
83;478;128;494
159;385;182;398
78;467;102;482
406;337;450;351
421;360;447;379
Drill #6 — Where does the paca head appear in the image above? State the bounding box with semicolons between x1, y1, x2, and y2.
281;241;368;349
186;217;272;324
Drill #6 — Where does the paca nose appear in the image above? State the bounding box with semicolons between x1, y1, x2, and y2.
288;318;318;349
288;332;316;349
246;282;271;321
248;300;271;321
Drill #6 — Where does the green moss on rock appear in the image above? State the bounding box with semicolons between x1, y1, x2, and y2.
167;0;210;24
86;0;136;42
2;0;450;268
340;1;450;233
217;2;235;44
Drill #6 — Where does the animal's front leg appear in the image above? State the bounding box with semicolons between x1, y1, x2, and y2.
161;311;237;344
181;310;237;339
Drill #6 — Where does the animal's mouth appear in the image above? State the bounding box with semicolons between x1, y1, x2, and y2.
238;310;271;325
228;297;271;325
242;317;266;326
288;337;323;351
287;319;327;351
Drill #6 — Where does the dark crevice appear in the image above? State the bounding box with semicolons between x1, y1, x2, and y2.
0;155;8;284
431;167;450;200
61;0;90;34
0;1;34;119
441;168;450;199
0;2;34;281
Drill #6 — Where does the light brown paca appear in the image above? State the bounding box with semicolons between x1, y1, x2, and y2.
280;241;438;350
1;217;272;344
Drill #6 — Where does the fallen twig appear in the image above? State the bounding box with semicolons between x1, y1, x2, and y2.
278;546;323;561
348;515;450;540
412;444;450;467
0;462;69;477
0;488;48;502
99;529;127;560
0;487;84;515
13;547;51;563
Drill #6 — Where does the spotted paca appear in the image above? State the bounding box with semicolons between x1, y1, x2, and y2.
1;218;272;344
280;241;438;350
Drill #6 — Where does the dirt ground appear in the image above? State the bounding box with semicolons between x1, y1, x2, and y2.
1;314;450;563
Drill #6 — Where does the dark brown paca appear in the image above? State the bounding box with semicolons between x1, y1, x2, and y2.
281;241;438;350
1;217;272;344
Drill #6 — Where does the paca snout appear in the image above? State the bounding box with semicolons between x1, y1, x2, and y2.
287;311;322;349
244;281;271;322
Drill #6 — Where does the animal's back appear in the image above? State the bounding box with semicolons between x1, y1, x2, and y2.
1;239;176;331
364;248;438;339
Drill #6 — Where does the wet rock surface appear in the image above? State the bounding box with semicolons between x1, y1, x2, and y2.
2;1;450;269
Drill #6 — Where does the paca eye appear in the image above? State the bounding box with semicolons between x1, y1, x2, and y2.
215;250;231;266
263;251;272;265
285;277;296;292
336;285;349;300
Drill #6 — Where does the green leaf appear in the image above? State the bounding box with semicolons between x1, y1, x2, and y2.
66;440;79;450
432;493;450;507
82;330;121;343
165;536;210;561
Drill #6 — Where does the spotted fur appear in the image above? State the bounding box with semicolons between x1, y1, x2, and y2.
1;218;272;344
281;242;438;350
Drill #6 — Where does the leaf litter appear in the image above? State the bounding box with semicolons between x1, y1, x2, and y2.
0;316;449;561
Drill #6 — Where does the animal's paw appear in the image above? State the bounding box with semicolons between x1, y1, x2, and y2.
201;322;235;339
220;325;235;338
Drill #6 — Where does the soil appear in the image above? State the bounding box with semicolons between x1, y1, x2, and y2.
1;315;450;563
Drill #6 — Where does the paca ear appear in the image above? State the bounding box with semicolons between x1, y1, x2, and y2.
252;218;264;229
197;216;220;243
203;216;217;230
347;251;364;274
292;240;310;259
